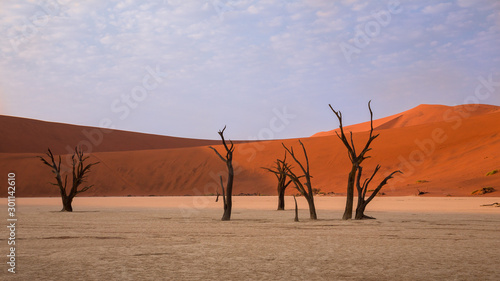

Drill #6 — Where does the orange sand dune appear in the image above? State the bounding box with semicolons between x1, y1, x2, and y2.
312;104;500;137
1;104;499;197
0;115;219;154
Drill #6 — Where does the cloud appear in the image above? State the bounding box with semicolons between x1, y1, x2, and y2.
247;5;259;14
456;0;476;8
422;3;452;14
427;24;447;33
352;2;368;11
0;0;499;139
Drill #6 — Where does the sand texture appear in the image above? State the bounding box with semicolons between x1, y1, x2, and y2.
2;196;499;280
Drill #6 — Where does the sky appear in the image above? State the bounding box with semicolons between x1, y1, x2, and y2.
1;0;499;140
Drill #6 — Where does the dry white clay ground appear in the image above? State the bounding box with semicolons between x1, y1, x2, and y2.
2;196;499;281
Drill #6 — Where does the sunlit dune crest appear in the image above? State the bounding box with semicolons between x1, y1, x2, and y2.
312;104;500;137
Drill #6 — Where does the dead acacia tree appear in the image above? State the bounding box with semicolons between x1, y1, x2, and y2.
209;126;235;221
38;147;99;212
329;101;379;220
262;153;292;210
281;140;317;220
355;165;401;219
330;101;400;220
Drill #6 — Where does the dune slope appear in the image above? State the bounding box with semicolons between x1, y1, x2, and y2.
312;104;500;137
0;115;218;154
1;104;499;197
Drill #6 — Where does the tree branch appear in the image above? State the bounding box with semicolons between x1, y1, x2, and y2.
329;104;355;157
361;165;380;199
209;146;226;163
365;170;402;204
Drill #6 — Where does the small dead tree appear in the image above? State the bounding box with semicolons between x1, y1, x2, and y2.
281;140;317;220
38;147;99;212
355;165;401;219
329;101;379;220
262;153;292;210
209;126;235;221
293;195;299;222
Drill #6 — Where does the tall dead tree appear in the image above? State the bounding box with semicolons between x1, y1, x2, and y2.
39;147;99;212
330;101;400;220
281;140;317;220
330;101;378;220
262;153;292;210
209;126;235;221
355;165;401;219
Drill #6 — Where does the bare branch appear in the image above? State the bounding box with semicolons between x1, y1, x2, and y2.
329;104;354;156
361;165;381;199
281;161;306;195
298;140;310;175
282;142;307;178
76;185;93;194
209;146;226;162
368;100;374;136
349;131;356;157
365;170;402;205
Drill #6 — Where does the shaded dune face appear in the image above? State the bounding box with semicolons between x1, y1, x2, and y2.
0;115;220;154
1;104;499;197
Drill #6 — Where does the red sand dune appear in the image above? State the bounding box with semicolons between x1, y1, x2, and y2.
0;115;219;154
1;104;499;197
312;104;500;137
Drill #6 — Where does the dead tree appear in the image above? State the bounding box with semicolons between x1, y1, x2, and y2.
355;165;401;219
293;195;299;222
262;153;292;210
209;126;235;221
38;147;99;212
215;176;224;203
281;140;317;220
330;101;379;220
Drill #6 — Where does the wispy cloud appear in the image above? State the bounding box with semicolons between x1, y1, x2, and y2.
0;0;499;139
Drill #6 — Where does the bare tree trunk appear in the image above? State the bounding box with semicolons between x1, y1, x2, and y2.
306;195;317;220
61;196;73;212
355;175;365;219
355;201;368;220
355;174;368;219
293;195;299;222
277;185;285;210
221;162;234;221
342;166;357;220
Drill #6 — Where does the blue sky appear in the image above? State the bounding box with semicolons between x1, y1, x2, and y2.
1;0;499;140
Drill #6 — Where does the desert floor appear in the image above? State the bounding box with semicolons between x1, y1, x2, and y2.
2;196;500;280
